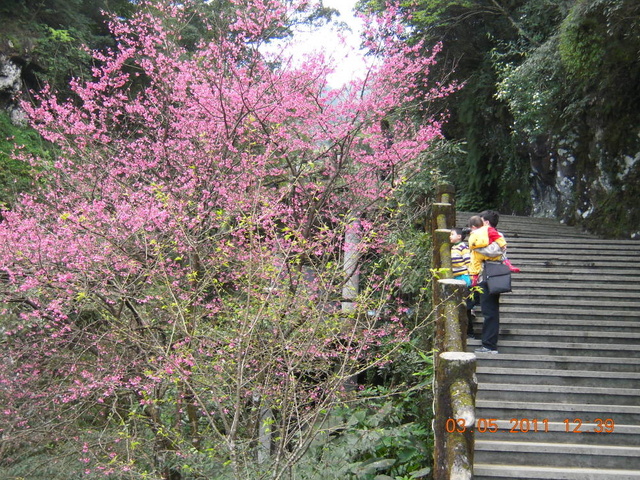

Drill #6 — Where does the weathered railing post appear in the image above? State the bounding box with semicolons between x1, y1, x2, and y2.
430;184;477;480
436;183;456;207
432;228;452;282
433;279;477;480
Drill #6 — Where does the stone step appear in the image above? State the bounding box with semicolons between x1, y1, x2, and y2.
509;255;635;262
472;354;640;373
475;400;640;424
468;339;640;358
473;420;640;445
475;440;640;469
474;318;640;332
506;289;640;300
510;260;634;270
495;329;640;345
511;249;632;257
475;366;640;389
516;269;634;277
509;245;638;254
477;382;640;405
497;308;639;321
455;214;595;239
500;298;640;310
456;213;640;478
510;271;634;280
508;283;640;294
473;464;640;479
507;237;639;247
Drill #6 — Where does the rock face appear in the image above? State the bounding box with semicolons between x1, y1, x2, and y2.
0;55;27;124
528;127;640;239
0;55;21;95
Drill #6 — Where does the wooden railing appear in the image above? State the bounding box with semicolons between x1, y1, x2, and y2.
431;185;477;480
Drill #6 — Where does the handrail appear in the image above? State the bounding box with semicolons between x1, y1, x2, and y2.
431;184;477;480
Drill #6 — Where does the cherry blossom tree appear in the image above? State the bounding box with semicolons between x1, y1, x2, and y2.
0;1;456;478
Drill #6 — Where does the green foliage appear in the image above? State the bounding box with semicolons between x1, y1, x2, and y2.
402;0;475;28
496;0;640;142
344;0;640;235
492;0;640;236
359;0;539;215
294;344;434;480
0;111;53;206
558;3;606;82
495;38;565;138
515;0;572;45
31;25;94;91
1;0;136;97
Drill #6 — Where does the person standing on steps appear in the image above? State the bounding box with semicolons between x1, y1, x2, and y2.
467;214;505;354
449;227;477;338
479;209;521;273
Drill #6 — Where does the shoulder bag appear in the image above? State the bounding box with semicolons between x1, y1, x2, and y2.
484;260;512;294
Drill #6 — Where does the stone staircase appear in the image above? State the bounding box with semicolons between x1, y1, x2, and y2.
456;213;640;480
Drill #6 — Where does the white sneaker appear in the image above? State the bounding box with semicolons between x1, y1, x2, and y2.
475;346;498;354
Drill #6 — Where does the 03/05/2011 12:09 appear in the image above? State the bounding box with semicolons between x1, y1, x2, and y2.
446;418;615;433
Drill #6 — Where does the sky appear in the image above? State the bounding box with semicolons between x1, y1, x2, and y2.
278;0;368;87
312;0;367;86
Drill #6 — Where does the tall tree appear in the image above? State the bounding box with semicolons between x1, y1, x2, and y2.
358;0;640;236
0;1;455;478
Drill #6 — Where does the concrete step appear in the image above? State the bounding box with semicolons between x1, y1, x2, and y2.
473;464;640;479
511;258;633;267
500;298;640;311
488;301;640;316
507;258;636;270
495;329;640;345
475;366;640;389
506;289;640;301
510;271;635;281
468;338;640;358
511;250;633;258
507;283;640;295
507;237;639;247
473;420;640;445
474;318;640;332
496;309;640;322
477;382;640;405
455;213;595;240
472;353;640;373
475;400;640;424
475;440;640;469
509;246;637;255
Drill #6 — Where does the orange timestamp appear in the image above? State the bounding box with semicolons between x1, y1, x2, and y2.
446;418;615;433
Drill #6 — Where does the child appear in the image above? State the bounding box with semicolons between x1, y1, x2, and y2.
478;210;520;273
467;215;507;285
450;227;476;338
450;227;471;287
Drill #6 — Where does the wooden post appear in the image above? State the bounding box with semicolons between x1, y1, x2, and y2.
433;229;453;279
433;278;467;360
436;183;456;207
257;398;274;465
432;228;452;337
431;203;455;234
430;184;476;480
433;279;476;480
342;219;361;312
434;352;477;480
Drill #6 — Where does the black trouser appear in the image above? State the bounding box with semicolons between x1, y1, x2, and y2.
479;283;501;350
